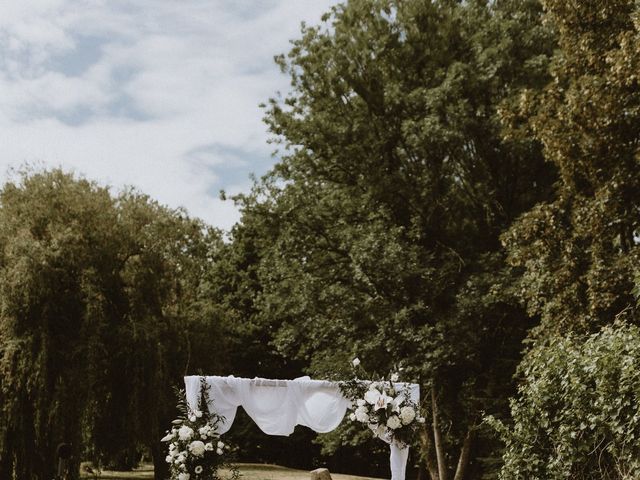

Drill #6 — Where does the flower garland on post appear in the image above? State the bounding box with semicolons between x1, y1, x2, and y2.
340;358;425;448
162;378;239;480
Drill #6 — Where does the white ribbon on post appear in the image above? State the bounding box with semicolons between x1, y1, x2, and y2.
390;444;409;480
377;432;410;480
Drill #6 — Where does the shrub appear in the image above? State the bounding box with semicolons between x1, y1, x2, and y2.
489;322;640;479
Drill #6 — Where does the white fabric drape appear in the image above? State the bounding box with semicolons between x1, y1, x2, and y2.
184;375;350;435
184;375;419;480
390;444;409;480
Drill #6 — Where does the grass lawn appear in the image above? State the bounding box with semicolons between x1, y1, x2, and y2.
80;462;383;480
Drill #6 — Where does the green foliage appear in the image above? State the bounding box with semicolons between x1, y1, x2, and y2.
490;322;640;479
0;169;227;480
206;203;303;380
501;0;640;335
493;1;640;477
3;1;637;479
231;0;558;476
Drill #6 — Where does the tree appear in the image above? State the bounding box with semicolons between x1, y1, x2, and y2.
203;206;325;470
490;1;640;476
0;169;227;479
501;0;640;336
234;0;557;477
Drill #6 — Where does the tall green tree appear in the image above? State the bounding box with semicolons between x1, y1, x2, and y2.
501;0;640;336
493;1;640;476
234;1;557;477
0;170;227;480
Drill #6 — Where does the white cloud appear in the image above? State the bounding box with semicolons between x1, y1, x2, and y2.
0;0;337;231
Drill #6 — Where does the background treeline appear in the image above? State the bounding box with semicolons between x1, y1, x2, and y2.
0;172;232;479
0;0;638;479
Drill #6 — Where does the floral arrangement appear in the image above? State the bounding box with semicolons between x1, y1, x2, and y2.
162;379;239;480
341;358;425;447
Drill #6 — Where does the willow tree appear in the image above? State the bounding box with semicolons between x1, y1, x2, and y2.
0;170;226;480
234;0;557;478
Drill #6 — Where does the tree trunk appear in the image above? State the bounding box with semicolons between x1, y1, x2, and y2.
419;417;440;480
416;464;426;480
152;440;170;480
0;428;14;479
453;427;473;480
431;388;447;480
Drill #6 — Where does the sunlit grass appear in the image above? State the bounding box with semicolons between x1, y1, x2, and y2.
80;462;382;480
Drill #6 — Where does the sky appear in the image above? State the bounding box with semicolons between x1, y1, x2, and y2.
0;0;337;231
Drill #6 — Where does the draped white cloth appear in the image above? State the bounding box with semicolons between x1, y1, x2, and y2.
184;375;350;435
184;375;419;480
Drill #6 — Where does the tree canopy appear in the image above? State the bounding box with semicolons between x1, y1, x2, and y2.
501;0;640;336
0;170;228;479
229;0;557;477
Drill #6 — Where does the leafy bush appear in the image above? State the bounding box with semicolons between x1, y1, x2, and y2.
489;322;640;479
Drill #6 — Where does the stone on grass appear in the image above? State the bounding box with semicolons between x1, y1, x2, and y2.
310;467;332;480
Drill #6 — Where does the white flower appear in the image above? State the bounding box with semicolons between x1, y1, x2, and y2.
195;410;203;418
389;395;404;413
356;399;366;407
365;390;393;411
189;415;197;422
161;432;174;442
375;394;393;410
355;411;369;423
417;416;426;423
216;448;224;455
352;357;361;367
178;426;194;441
349;413;357;421
387;415;402;430
390;373;399;382
205;442;214;451
188;440;206;457
400;406;416;425
364;389;379;405
217;441;225;449
165;455;172;463
178;473;190;480
355;406;370;423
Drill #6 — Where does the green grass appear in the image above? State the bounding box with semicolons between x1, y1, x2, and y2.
80;463;154;479
80;463;382;480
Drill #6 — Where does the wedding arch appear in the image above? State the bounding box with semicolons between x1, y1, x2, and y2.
184;375;420;480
